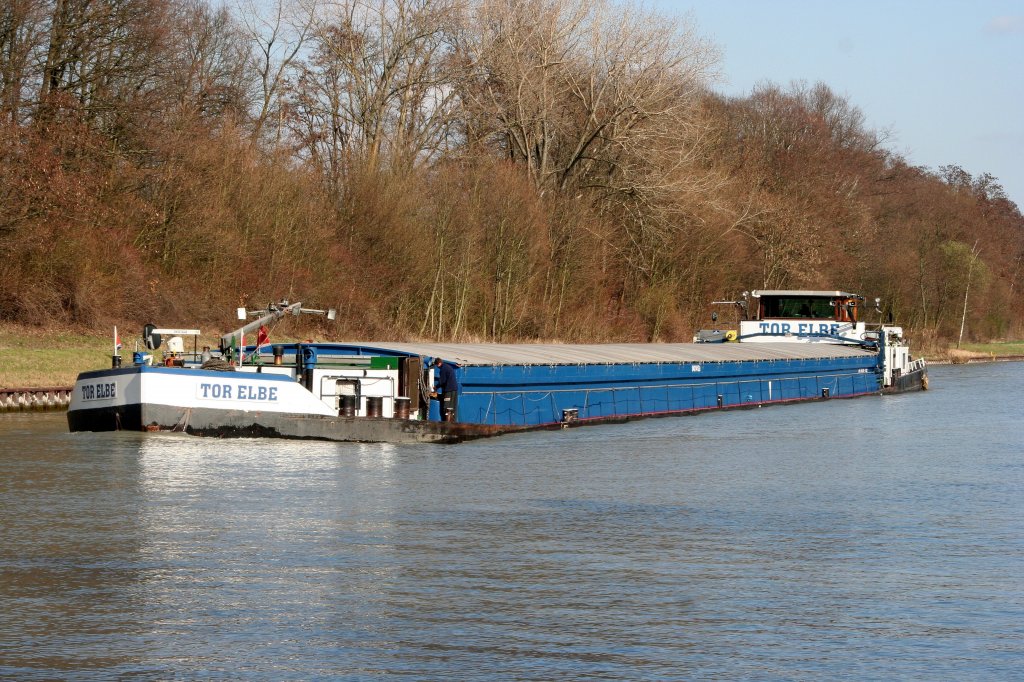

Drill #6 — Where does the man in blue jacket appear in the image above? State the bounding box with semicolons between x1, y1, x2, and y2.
433;357;458;422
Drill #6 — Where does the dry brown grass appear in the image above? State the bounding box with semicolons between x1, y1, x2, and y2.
945;348;995;364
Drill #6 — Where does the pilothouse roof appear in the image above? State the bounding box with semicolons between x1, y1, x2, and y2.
752;290;862;299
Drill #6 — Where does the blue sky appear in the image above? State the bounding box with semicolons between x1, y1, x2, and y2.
664;0;1024;207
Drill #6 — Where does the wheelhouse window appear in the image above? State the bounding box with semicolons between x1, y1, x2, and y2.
759;296;835;319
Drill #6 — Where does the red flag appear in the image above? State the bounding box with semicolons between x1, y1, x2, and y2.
256;325;269;347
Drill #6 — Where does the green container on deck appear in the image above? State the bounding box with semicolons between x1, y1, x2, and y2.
369;356;399;370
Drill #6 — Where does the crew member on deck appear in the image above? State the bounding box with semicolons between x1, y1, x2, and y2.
433;357;459;422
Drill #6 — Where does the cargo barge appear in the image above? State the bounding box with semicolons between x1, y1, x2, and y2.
68;291;928;443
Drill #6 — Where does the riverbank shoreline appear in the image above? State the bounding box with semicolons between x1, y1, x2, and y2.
2;325;1022;392
927;356;1024;365
928;348;1024;365
0;387;72;412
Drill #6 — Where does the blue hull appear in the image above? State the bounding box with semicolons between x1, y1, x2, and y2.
457;355;881;426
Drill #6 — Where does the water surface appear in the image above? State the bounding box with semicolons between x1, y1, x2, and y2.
1;363;1021;679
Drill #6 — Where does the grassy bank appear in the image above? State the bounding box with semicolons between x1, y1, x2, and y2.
0;326;218;388
0;328;114;388
933;341;1024;364
956;341;1024;356
0;325;139;387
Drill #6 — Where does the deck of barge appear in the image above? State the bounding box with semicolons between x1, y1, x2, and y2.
313;341;879;365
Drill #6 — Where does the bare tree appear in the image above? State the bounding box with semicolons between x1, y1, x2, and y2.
460;0;717;196
289;0;463;178
170;0;253;123
457;0;721;338
38;0;172;136
0;0;47;123
957;239;981;348
237;0;317;145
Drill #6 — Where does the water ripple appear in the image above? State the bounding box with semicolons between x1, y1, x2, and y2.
1;364;1022;679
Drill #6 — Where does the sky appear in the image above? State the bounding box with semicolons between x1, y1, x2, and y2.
660;0;1024;207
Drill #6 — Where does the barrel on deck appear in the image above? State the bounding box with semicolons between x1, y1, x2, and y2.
365;396;384;418
394;396;411;419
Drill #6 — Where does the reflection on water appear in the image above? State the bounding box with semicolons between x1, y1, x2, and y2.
1;363;1022;679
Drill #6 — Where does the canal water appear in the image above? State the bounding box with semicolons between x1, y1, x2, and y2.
1;363;1021;680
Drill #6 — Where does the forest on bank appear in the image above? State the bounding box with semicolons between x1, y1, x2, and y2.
2;0;1022;350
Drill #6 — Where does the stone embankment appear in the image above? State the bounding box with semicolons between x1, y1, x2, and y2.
0;387;73;412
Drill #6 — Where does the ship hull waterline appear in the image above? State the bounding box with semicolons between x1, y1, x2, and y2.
68;364;927;444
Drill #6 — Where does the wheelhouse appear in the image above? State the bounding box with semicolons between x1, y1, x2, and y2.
752;290;864;323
